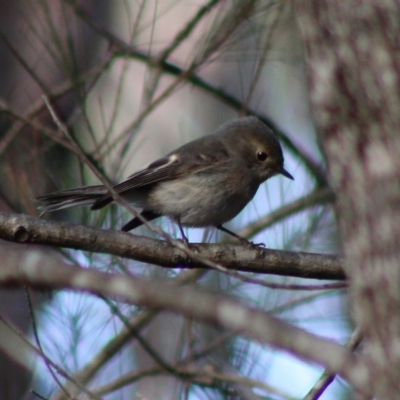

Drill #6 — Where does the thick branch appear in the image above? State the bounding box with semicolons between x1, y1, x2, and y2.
0;212;344;280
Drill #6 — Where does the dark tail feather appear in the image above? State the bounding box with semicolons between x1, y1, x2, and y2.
36;185;107;213
91;193;114;210
121;210;161;232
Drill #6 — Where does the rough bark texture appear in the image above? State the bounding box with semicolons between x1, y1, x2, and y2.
294;2;400;398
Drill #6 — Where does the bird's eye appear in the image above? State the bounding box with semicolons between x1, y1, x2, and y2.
257;151;268;161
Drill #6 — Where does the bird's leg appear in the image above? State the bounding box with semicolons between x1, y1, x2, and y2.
216;225;265;248
175;218;200;252
176;218;189;246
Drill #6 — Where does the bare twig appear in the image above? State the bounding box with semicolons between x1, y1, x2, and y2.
0;314;100;400
303;327;363;400
237;187;334;240
240;2;285;114
52;270;205;400
0;58;111;159
95;364;297;399
99;295;182;375
25;289;74;399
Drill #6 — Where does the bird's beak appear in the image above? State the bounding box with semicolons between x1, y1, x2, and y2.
280;167;294;180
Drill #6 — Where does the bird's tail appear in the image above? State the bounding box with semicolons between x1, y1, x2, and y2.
36;185;107;213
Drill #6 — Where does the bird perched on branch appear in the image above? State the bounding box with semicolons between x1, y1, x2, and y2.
37;116;293;245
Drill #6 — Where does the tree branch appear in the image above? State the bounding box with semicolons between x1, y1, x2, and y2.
0;212;344;280
0;248;369;395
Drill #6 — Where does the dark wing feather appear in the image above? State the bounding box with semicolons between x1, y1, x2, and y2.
91;156;182;209
112;157;180;193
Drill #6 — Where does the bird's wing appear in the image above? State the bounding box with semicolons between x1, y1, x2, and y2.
113;154;182;193
91;138;230;210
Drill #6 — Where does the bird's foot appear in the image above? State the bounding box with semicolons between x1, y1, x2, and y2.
177;237;200;253
239;238;265;250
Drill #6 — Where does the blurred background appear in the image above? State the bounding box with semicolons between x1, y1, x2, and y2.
0;1;348;399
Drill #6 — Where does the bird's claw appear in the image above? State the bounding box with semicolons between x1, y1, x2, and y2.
239;239;265;249
178;238;200;253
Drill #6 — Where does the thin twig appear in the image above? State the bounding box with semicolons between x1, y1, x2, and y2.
159;0;221;62
0;314;101;400
0;58;111;159
99;295;182;375
237;186;334;240
123;0;221;156
303;327;363;400
95;364;296;399
25;289;74;399
240;2;285;114
52;270;205;400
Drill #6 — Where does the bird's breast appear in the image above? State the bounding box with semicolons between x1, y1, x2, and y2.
148;173;259;227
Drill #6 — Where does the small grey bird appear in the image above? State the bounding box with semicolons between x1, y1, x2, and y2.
37;116;293;244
